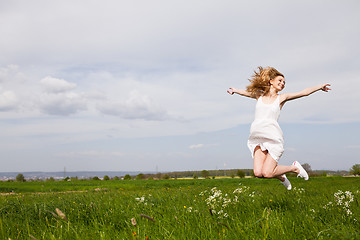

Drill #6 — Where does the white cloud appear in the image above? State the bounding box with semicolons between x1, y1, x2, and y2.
0;90;18;111
40;76;76;93
37;76;88;115
38;92;87;116
189;144;204;149
97;90;169;121
189;143;219;150
84;91;107;100
0;65;26;84
0;65;18;81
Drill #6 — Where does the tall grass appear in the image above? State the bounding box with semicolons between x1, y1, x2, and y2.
0;177;359;239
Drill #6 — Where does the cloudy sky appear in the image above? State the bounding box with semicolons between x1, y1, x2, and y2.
0;0;359;173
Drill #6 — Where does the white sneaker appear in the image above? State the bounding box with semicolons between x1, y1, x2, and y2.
281;174;292;190
293;161;309;180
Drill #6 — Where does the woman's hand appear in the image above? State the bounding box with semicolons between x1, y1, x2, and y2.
227;88;255;98
320;84;331;92
227;87;236;95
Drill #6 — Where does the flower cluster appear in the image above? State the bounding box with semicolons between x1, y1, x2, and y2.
198;184;253;219
292;187;305;194
232;184;250;194
135;194;153;206
199;187;231;219
135;196;146;204
334;190;354;215
233;184;254;202
323;190;355;216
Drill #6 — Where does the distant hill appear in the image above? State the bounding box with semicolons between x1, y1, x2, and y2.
0;171;149;180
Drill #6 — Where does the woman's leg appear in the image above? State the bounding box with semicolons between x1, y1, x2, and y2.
261;154;299;179
253;146;267;178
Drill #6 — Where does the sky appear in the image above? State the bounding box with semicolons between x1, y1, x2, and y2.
0;0;359;173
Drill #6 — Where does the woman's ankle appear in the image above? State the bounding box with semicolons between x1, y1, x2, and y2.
292;165;299;174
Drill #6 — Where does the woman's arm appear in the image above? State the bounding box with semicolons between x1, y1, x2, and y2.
227;87;257;99
281;84;331;103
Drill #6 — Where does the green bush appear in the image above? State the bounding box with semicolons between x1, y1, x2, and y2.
16;173;25;182
237;170;245;178
123;174;132;180
350;164;360;176
136;173;145;180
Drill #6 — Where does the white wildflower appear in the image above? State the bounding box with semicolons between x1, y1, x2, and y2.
346;209;352;215
324;190;356;217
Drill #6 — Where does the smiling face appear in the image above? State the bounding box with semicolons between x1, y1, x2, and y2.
270;75;286;92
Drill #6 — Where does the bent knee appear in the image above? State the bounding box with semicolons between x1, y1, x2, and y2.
253;170;263;178
262;171;274;178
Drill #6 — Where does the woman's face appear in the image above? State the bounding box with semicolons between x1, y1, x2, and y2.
270;76;285;91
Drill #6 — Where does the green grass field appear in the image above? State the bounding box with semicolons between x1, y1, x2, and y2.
0;177;359;239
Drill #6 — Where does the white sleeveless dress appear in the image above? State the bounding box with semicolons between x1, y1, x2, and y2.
247;95;284;162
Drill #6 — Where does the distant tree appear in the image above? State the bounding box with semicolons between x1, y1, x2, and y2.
237;170;245;178
92;176;100;181
103;175;110;181
113;176;120;180
201;170;210;179
123;174;132;180
193;174;198;179
46;177;55;182
16;173;25;182
63;177;70;181
136;173;145;180
230;174;235;178
302;163;312;173
148;176;154;180
162;174;170;180
350;164;360;176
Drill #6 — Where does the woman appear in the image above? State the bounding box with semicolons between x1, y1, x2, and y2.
227;66;331;190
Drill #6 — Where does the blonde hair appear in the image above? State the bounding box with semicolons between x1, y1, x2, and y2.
246;66;284;97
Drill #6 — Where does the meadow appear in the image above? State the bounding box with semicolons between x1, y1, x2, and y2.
0;177;359;239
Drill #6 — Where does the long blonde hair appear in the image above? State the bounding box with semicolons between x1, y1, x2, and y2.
246;66;284;97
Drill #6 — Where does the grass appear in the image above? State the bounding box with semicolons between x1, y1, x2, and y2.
0;177;359;239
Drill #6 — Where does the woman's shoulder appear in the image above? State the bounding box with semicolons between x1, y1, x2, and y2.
255;93;263;100
278;93;289;106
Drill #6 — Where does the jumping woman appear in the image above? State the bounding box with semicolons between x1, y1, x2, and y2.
227;66;331;190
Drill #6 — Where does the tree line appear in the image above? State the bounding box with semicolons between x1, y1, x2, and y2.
12;163;360;182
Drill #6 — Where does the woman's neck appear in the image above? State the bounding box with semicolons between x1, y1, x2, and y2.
264;88;278;98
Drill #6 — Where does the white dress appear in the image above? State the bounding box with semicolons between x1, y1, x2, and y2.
247;95;284;162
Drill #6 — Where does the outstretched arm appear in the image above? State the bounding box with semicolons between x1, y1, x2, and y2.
281;84;331;103
227;87;257;99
